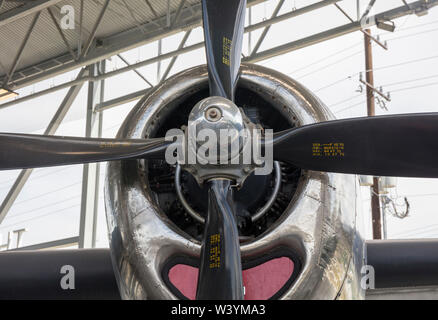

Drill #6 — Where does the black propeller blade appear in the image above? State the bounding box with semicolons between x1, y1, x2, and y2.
271;113;438;178
0;133;170;170
202;0;246;100
196;180;244;300
196;0;247;300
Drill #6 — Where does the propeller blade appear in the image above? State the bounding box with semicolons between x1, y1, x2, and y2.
271;113;438;178
0;133;170;170
201;0;246;101
196;179;244;300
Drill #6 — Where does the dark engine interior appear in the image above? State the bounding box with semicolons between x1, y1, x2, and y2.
145;86;302;242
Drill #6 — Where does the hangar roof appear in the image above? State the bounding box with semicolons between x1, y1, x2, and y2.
0;0;265;90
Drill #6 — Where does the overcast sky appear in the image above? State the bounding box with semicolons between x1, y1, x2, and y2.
0;0;438;249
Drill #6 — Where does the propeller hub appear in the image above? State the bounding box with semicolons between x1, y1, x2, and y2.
188;96;246;163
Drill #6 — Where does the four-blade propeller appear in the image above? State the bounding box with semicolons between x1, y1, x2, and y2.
0;0;437;301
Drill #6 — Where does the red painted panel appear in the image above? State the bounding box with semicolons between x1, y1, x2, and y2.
168;257;294;300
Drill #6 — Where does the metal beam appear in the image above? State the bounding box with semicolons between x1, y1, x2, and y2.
144;0;158;18
250;0;285;56
334;2;388;50
171;0;187;27
0;73;94;109
2;11;40;86
117;54;153;87
0;0;328;105
1;0;267;90
0;68;89;225
157;39;162;80
78;0;84;57
160;29;192;82
166;0;170;26
357;0;361;20
88;0;438;111
47;7;77;61
78;61;105;248
247;0;438;63
361;0;377;20
80;0;110;58
0;43;205;110
0;0;62;28
2;0;436;110
248;6;252;54
121;0;146;33
11;236;79;251
245;0;342;33
95;88;150;112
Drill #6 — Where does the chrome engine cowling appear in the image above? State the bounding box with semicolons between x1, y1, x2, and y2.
104;63;366;300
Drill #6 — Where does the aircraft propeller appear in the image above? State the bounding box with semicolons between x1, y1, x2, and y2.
1;0;438;300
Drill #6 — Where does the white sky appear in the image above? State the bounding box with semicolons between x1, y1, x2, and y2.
0;0;438;249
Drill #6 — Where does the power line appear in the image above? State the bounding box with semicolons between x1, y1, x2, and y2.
7;168;107;205
390;81;438;93
313;56;438;96
8;194;81;219
334;100;366;114
388;18;438;33
286;23;438;82
0;194;105;229
382;74;438;87
0;166;77;188
0;204;80;230
330;93;364;108
13;181;82;205
294;50;363;80
314;76;354;92
284;19;438;79
371;54;438;73
5;170;109;218
331;80;438;113
288;41;363;75
385;26;438;42
402;193;438;198
3;168;106;207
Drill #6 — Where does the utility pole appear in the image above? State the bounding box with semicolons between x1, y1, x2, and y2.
364;29;382;240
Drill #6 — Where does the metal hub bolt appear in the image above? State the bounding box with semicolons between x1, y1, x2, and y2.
205;106;222;122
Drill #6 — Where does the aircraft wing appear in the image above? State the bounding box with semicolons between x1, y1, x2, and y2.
0;239;438;299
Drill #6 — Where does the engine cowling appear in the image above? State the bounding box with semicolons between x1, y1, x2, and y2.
104;63;365;300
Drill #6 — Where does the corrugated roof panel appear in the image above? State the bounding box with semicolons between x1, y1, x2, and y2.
0;0;201;82
0;1;23;15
